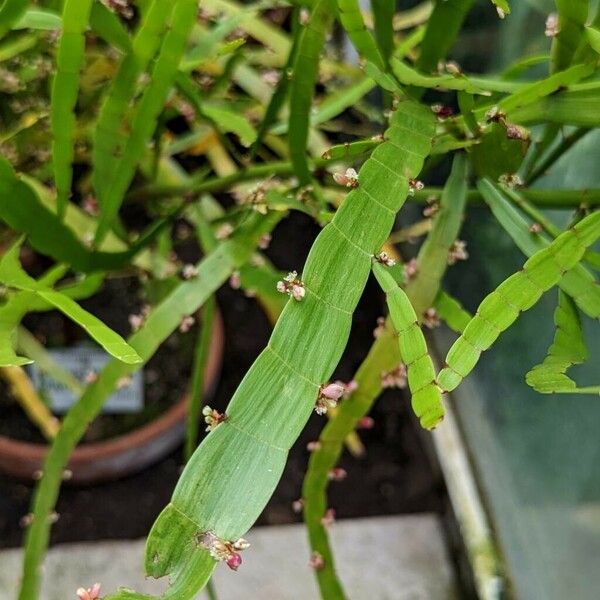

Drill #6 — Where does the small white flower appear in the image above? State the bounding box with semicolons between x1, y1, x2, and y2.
276;271;306;301
333;168;359;188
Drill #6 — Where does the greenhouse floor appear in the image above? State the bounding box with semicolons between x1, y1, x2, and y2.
0;515;458;599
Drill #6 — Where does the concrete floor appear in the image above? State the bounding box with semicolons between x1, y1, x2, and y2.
0;515;459;600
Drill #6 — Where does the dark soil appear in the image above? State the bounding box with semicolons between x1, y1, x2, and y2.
0;213;445;548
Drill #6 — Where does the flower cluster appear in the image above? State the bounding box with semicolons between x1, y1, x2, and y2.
182;264;199;280
197;531;250;571
328;467;347;481
315;380;357;415
76;583;101;600
447;240;469;265
381;364;407;389
423;307;441;329
374;251;396;267
408;179;424;196
315;382;345;415
333;167;359;188
179;315;195;333
276;271;306;301
202;406;227;431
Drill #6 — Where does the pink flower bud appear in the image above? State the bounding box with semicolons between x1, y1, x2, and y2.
357;416;374;430
307;441;321;452
309;551;325;570
291;284;305;301
226;552;242;571
229;271;241;289
328;467;347;481
321;508;336;527
320;383;345;401
76;583;101;600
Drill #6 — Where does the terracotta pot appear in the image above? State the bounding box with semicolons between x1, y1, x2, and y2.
0;310;224;484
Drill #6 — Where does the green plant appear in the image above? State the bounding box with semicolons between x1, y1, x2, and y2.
0;1;599;599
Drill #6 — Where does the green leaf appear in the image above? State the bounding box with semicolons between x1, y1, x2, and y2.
94;0;198;245
336;0;385;70
434;290;472;334
510;87;600;127
391;57;492;95
490;0;510;18
417;0;476;74
0;158;164;273
288;0;334;184
551;0;588;73
471;122;528;179
0;0;29;38
526;291;599;394
51;0;93;219
321;138;381;161
478;179;600;319
14;9;61;31
91;0;175;241
251;6;301;157
89;1;132;53
0;241;141;365
108;100;436;599
373;262;444;429
371;0;394;64
437;209;600;393
585;25;600;55
202;104;257;147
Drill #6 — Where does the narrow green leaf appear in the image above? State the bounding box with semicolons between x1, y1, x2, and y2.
510;87;600;127
89;1;132;53
0;241;141;365
51;0;93;219
434;290;472;334
336;0;385;69
95;0;197;245
391;57;492;95
373;262;444;429
14;9;61;31
288;0;334;184
251;6;301;158
498;62;593;113
437;209;600;392
202;104;257;147
551;0;588;73
585;25;600;55
303;327;400;600
322;138;381;161
478;179;600;319
91;0;175;234
417;0;475;73
0;0;29;38
0;158;165;273
114;100;436;599
526;290;599;394
371;0;394;64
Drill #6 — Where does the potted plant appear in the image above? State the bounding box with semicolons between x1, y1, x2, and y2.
1;0;599;599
